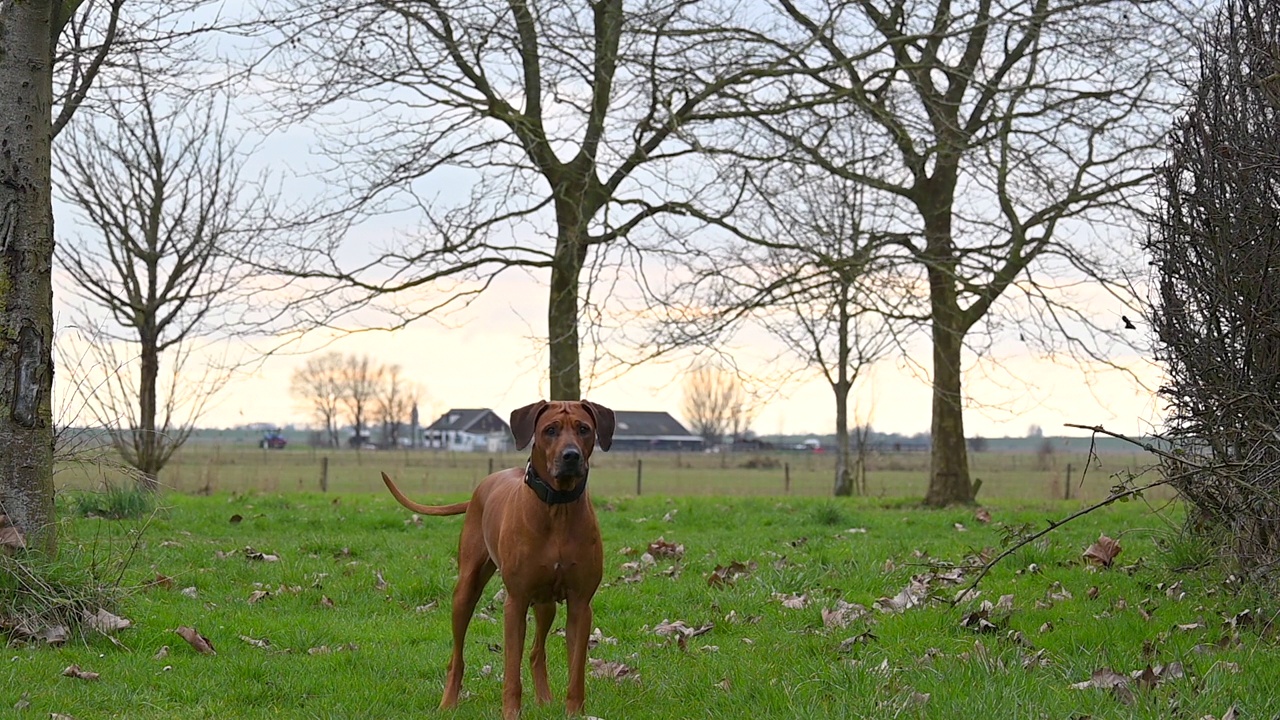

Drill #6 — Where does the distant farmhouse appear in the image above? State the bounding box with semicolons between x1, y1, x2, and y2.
423;409;513;452
611;410;703;452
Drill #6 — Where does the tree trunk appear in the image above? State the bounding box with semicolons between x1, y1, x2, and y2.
833;283;854;496
833;382;853;496
920;187;974;506
0;0;58;551
923;288;974;506
548;195;589;402
136;337;160;491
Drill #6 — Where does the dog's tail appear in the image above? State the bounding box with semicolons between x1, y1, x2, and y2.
380;472;469;516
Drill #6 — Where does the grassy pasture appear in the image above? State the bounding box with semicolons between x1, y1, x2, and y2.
4;492;1274;719
55;444;1158;503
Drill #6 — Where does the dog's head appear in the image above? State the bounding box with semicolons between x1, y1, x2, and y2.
510;400;615;486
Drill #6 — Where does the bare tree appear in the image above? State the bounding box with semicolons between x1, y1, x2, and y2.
681;364;747;449
754;175;896;496
724;0;1191;505
290;352;345;447
1147;0;1280;570
341;354;382;446
54;54;263;490
253;0;808;401
1;0;268;543
376;364;413;448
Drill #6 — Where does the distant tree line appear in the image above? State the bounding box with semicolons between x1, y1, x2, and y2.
289;353;420;449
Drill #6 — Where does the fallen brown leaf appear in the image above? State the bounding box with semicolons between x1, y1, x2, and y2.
153;645;169;659
248;590;271;604
175;626;217;655
588;658;639;681
374;570;389;591
1082;534;1122;568
875;577;930;613
974;508;992;523
707;561;757;588
822;600;869;629
321;596;336;608
0;515;26;555
647;538;685;560
239;635;272;649
149;574;175;589
772;592;809;610
61;664;100;681
83;608;131;635
229;514;243;524
243;546;280;562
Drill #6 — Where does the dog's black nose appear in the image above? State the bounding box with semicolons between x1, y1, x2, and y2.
562;447;582;465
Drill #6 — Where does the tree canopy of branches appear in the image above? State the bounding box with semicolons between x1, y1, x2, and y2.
290;352;346;447
56;55;262;490
1147;0;1280;573
291;352;418;448
681;364;749;448
256;0;805;401
684;0;1186;505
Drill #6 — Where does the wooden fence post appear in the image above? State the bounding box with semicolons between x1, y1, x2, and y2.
784;462;791;494
488;457;494;476
1064;463;1073;501
636;459;643;496
320;456;329;493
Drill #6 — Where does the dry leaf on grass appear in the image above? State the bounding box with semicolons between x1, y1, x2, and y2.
647;538;684;560
772;592;809;610
974;508;992;523
239;635;272;649
837;631;877;652
175;626;217;655
707;561;757;588
374;570;389;591
248;590;271;604
321;596;337;608
653;619;713;650
229;514;243;524
308;643;358;655
61;665;100;681
149;574;175;589
875;577;930;613
0;515;27;555
588;627;617;648
243;546;280;562
959;608;1000;633
1082;535;1122;568
50;715;77;720
822;600;870;629
153;645;169;659
589;658;639;681
83;608;131;634
181;586;199;599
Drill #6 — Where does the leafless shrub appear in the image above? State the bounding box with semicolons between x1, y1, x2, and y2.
1147;0;1280;575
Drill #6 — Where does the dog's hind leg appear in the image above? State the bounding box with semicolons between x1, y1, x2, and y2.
529;601;556;704
440;549;495;709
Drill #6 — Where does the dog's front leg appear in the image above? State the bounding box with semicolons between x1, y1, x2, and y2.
502;592;531;720
564;595;593;715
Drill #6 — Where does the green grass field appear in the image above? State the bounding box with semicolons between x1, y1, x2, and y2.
4;490;1272;719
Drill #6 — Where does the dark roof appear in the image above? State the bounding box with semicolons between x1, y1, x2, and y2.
425;409;508;433
613;411;696;438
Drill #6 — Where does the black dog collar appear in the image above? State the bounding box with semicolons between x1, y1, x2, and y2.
524;462;587;505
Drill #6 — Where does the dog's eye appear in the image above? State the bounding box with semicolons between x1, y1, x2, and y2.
544;426;557;436
577;425;591;436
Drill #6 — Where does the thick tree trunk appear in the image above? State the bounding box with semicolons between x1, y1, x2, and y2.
923;285;974;506
919;185;974;506
548;195;589;402
0;0;58;551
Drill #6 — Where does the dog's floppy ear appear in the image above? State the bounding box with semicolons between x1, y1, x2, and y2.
581;400;616;452
509;400;550;451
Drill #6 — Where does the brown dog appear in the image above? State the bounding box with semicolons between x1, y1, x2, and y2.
381;400;614;720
